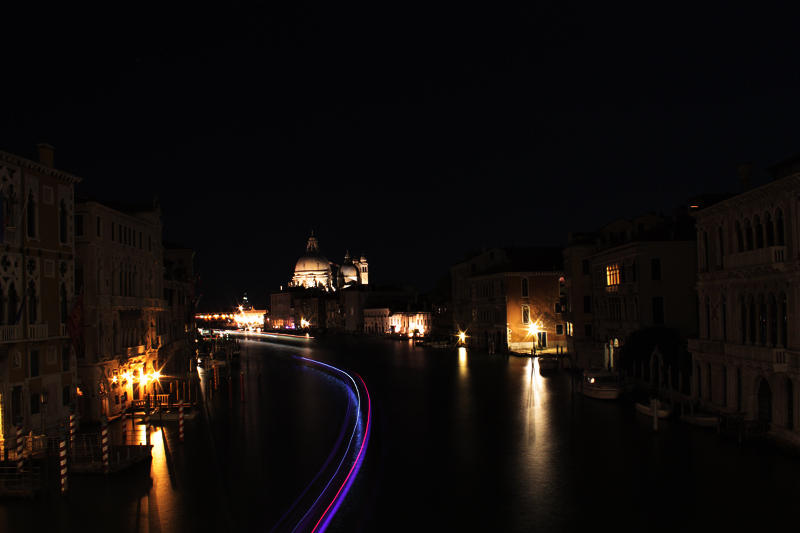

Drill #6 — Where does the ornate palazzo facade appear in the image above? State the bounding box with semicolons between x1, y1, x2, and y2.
690;173;800;439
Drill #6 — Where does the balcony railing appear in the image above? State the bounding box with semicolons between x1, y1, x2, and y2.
27;324;49;339
724;245;787;270
126;345;146;357
0;325;22;342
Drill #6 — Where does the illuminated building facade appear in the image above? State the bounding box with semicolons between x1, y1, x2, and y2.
451;247;566;353
363;307;432;336
564;214;697;371
74;198;166;422
689;164;800;437
0;146;80;449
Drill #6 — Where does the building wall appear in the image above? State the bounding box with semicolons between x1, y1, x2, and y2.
0;148;79;445
690;175;800;434
74;200;166;422
505;272;566;352
563;243;597;368
269;292;293;329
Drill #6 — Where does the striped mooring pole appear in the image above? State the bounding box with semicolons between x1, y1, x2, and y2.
59;435;68;494
179;405;185;443
101;416;110;474
145;411;151;446
69;412;76;450
15;425;24;473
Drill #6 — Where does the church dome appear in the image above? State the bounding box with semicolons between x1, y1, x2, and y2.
296;255;330;273
340;264;358;277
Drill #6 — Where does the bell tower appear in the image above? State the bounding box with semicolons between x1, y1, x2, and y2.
357;254;369;285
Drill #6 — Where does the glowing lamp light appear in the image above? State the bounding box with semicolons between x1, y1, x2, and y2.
300;318;310;328
458;331;467;344
111;375;118;384
527;322;540;337
152;370;162;381
589;377;596;384
76;387;83;396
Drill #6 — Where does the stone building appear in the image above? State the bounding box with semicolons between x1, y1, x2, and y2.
564;213;698;372
162;243;196;376
74;198;166;422
0;145;79;447
689;165;800;438
451;247;566;353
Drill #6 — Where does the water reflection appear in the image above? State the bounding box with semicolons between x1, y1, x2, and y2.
458;346;468;377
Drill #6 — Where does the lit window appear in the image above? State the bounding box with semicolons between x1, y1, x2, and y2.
522;305;530;324
605;264;620;286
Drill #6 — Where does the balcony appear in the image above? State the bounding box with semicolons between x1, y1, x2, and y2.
724;245;787;271
27;324;49;339
0;325;22;342
126;345;146;357
690;339;799;372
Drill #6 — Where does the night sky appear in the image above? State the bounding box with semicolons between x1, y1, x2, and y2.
3;3;800;309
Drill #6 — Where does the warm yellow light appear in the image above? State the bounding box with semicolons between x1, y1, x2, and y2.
300;318;310;328
457;331;467;344
152;370;162;381
111;375;118;384
527;321;539;336
121;371;132;383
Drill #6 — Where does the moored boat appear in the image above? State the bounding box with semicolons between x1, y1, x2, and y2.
680;412;720;427
581;371;622;400
635;400;672;419
537;355;560;372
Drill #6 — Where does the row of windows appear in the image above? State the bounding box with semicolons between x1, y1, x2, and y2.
604;259;661;287
701;292;788;347
593;295;664;324
9;346;72;376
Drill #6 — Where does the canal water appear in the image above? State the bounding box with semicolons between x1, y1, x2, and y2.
2;337;799;532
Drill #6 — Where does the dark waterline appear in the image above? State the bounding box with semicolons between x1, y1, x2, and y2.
2;337;799;532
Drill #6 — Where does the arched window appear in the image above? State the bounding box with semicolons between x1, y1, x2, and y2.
765;212;774;246
740;295;747;344
59;200;68;243
744;219;754;250
27;280;37;324
705;296;711;339
735;221;744;252
7;283;18;324
755;215;764;248
769;293;777;346
776;209;785;245
758;295;767;345
780;292;788;347
60;283;68;324
26;192;35;239
721;295;727;341
748;296;756;344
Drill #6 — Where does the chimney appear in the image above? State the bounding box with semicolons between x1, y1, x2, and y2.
37;143;55;168
737;162;752;191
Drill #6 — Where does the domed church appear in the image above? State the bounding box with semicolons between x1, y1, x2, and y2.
289;233;368;291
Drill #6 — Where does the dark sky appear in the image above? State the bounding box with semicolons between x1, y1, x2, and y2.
3;3;800;309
